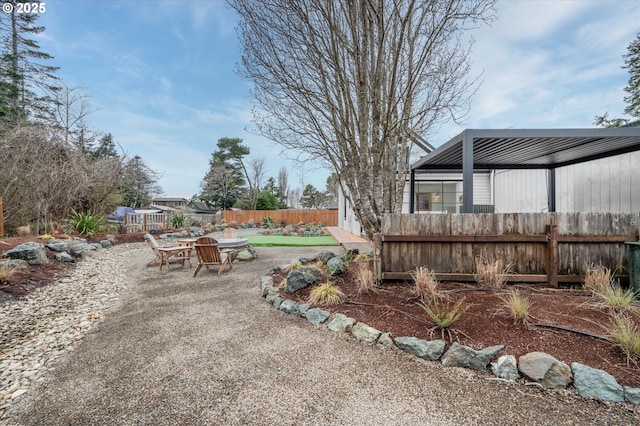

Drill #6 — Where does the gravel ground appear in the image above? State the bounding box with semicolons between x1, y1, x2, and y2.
5;243;638;425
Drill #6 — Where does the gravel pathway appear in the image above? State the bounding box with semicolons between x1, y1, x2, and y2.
2;243;638;425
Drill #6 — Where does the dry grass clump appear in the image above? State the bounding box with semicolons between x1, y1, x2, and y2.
474;257;512;289
583;264;613;295
594;285;637;314
499;288;534;324
411;266;439;301
16;225;31;236
0;264;17;282
354;261;375;295
287;261;302;271
605;314;640;364
308;282;345;305
352;253;371;263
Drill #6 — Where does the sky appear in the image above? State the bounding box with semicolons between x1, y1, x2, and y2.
33;0;640;199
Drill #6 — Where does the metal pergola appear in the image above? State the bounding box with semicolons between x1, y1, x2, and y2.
410;127;640;213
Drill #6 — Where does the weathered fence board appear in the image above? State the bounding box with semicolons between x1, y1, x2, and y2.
0;197;4;238
221;210;338;226
377;212;640;286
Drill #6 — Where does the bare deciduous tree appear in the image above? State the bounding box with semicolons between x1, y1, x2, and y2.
230;0;495;237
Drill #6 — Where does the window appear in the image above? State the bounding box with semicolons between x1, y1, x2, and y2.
414;181;463;213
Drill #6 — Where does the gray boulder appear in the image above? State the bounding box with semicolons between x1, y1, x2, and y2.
265;289;281;304
99;239;112;248
518;352;572;389
571;362;624;402
284;266;324;293
377;333;395;348
624;386;640;405
272;296;284;309
46;240;71;253
491;355;520;381
351;322;382;343
326;257;347;276
305;308;331;325
235;249;255;261
55;252;74;263
2;242;49;265
327;313;356;332
441;342;503;372
394;336;446;361
316;251;337;264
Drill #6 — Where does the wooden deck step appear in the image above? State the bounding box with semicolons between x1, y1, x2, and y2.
325;226;369;244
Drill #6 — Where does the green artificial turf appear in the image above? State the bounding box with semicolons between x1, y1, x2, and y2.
245;234;339;247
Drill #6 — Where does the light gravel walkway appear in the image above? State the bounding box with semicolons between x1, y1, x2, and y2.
5;243;638;425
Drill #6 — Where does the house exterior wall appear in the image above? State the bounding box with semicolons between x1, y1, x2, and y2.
493;151;640;213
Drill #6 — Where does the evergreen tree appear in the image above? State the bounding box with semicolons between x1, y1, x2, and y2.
300;184;327;209
199;137;250;210
0;1;59;122
92;133;119;159
120;155;162;208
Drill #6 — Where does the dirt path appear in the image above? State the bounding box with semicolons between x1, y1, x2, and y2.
10;245;637;425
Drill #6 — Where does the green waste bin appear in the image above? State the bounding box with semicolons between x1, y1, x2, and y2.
624;242;640;295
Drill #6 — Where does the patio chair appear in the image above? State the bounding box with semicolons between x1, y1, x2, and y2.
222;227;238;239
193;237;232;277
145;234;192;271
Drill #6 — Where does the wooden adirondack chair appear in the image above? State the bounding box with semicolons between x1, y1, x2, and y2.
222;227;238;239
193;237;232;277
145;234;192;271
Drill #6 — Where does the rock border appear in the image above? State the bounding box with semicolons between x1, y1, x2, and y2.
259;256;640;407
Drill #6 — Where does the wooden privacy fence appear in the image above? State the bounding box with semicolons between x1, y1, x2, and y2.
221;209;338;226
123;212;216;233
374;212;640;287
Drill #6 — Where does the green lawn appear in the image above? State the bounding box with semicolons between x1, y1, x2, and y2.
245;234;339;247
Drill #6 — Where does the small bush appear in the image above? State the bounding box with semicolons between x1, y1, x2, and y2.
584;264;613;295
38;234;55;241
417;296;468;330
16;225;31;236
69;210;104;237
262;216;274;225
411;266;439;302
606;314;640;363
474;257;512;289
499;288;533;324
171;213;186;229
0;264;17;282
288;261;302;271
308;282;345;305
353;253;370;263
354;262;375;295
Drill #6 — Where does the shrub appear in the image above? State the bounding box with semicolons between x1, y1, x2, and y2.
411;266;439;302
171;213;186;229
308;282;345;305
417;296;468;332
68;210;104;237
16;225;31;236
0;264;17;282
584;264;613;295
606;314;640;363
353;253;371;263
262;216;274;225
499;288;533;324
474;257;512;289
354;262;375;295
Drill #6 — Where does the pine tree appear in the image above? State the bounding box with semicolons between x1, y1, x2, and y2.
623;32;640;119
0;0;59;122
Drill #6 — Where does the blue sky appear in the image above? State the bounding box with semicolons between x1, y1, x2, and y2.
35;0;640;199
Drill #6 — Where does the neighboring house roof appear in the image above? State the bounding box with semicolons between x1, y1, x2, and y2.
621;119;640;128
149;204;177;212
189;201;214;212
152;197;187;202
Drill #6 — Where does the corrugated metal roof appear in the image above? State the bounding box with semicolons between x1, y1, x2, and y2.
411;128;640;171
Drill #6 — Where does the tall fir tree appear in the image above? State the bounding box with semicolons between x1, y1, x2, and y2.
0;0;59;122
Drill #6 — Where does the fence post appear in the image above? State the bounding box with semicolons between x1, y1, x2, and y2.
546;224;559;288
143;214;148;232
373;233;382;283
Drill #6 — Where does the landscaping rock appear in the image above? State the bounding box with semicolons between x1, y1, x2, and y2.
571;363;624;402
624;386;640;405
518;352;572;389
326;313;356;332
2;242;49;265
394;336;445;361
46;240;71;253
279;300;301;315
441;342;503;372
284;267;324;293
305;308;331;325
272;296;284;309
99;240;112;248
316;251;337;263
235;249;255;261
265;290;281;304
491;355;520;381
351;322;382;343
326;257;347;276
55;252;74;263
0;259;29;269
377;333;395;348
